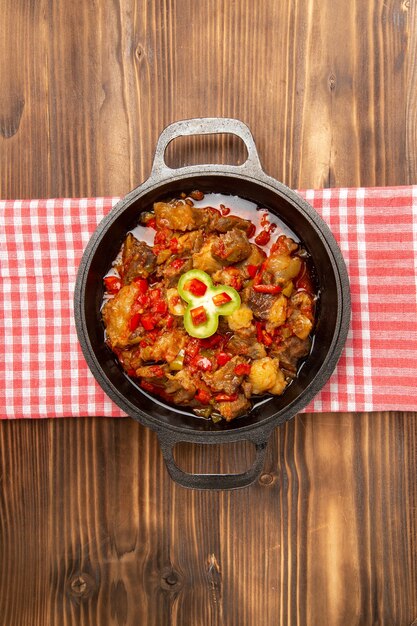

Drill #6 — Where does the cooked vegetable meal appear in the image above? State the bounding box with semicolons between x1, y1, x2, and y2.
102;191;317;422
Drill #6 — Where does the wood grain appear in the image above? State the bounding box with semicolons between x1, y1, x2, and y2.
1;0;417;624
0;414;416;625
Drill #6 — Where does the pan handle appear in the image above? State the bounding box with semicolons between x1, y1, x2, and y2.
150;117;263;178
156;429;272;490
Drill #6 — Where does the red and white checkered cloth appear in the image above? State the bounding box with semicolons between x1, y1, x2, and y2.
1;187;417;419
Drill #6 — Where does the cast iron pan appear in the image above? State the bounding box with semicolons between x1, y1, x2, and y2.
74;118;351;490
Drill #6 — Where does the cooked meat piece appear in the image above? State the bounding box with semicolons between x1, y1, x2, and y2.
272;336;311;372
156;249;172;265
102;282;140;349
290;290;315;316
226;334;252;356
215;394;251;421
156;258;193;284
176;230;204;255
202;356;245;395
236;243;267;270
140;329;188;363
242;381;253;398
208;213;253;234
211;228;252;264
116;345;143;372
248;342;267;360
192;237;223;274
227;335;267;360
246;290;277;320
211;266;244;291
271;235;299;256
154;201;209;231
136;364;169;379
164;370;197;404
121;234;156;284
189;190;205;201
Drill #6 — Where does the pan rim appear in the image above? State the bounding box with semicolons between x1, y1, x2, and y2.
74;169;351;441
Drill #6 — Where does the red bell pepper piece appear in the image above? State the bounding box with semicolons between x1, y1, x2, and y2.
247;264;259;278
133;277;148;293
190;306;208;326
185;339;200;360
154;230;167;246
150;365;165;378
212;292;232;306
169;237;178;253
195;388;211;405
217;352;232;367
199;333;223;348
234;363;251;376
255;229;271;246
253;284;282;294
136;293;150;308
262;331;273;346
192;356;212;372
141;314;155;330
104;276;122;294
140;380;158;393
149;288;161;303
129;313;141;332
171;258;185;270
146;217;157;229
215;393;238;402
155;300;168;314
255;321;273;346
166;314;175;329
184;278;207;297
256;321;264;343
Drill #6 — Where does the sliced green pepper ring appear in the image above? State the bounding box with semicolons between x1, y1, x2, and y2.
177;269;241;338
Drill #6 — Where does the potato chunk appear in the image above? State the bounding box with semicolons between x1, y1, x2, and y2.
249;357;287;396
268;368;287;395
227;304;253;331
249;357;279;394
154;202;208;231
267;294;287;328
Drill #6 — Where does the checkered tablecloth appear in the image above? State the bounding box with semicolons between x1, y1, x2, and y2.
1;187;417;419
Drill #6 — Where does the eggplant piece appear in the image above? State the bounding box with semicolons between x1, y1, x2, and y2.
211;228;252;264
121;234;156;284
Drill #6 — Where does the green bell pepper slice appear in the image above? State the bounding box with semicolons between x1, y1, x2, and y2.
177;269;241;338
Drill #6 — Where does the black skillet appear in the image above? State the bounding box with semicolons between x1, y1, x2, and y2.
74;118;351;490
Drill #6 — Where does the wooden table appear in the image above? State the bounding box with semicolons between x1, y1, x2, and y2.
1;1;416;624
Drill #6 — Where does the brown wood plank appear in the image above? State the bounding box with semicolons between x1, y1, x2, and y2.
0;0;416;625
0;414;416;624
